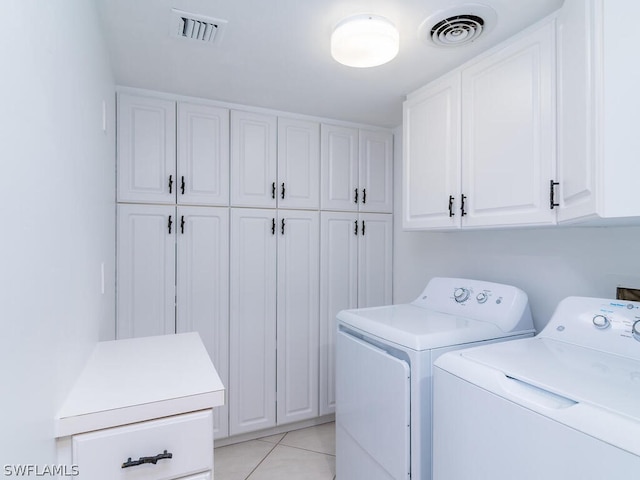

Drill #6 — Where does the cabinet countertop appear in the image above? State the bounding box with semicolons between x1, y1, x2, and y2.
56;332;225;437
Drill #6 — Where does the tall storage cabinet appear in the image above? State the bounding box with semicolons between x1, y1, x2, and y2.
229;209;320;435
116;90;393;441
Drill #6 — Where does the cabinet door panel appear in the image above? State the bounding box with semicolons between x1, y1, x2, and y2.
403;74;461;229
176;206;229;439
278;118;320;209
229;209;277;435
276;210;320;425
359;130;393;213
117;94;176;204
358;214;393;308
319;212;358;415
461;20;556;227
230;111;277;208
321;124;359;211
178;103;229;206
117;204;175;339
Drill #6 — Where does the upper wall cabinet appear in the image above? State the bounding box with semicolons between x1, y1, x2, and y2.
117;94;229;206
230;112;320;209
557;0;640;223
403;17;556;230
321;125;393;213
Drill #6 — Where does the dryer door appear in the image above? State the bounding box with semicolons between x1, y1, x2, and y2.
336;328;410;480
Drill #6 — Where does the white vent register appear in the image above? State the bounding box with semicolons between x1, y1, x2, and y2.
170;9;227;44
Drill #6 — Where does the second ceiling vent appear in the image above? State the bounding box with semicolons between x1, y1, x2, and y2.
170;9;227;44
419;4;496;47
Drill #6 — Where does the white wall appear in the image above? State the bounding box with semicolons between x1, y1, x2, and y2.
392;128;640;332
0;0;115;465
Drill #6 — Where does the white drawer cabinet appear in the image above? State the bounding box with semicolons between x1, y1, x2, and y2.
72;410;213;480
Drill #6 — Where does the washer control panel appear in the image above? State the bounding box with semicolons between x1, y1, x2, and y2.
541;296;640;360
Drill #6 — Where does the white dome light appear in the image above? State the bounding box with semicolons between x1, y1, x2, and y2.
331;15;399;68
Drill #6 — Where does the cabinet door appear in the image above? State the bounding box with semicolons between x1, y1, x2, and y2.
117;94;176;204
278;118;320;209
276;210;320;425
178;103;229;206
461;20;556;228
321;124;359;211
403;74;461;229
230;111;277;208
116;204;175;339
229;208;277;435
359;129;393;213
319;212;358;415
358;214;393;308
176;206;229;439
556;0;598;222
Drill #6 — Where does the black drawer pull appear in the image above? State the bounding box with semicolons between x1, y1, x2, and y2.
122;450;173;469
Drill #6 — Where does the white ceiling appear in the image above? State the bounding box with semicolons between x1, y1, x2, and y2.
96;0;563;128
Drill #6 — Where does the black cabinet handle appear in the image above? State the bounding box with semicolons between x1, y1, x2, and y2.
180;176;185;195
271;218;276;235
180;215;185;234
354;220;358;236
122;450;172;469
281;218;285;235
168;175;173;194
362;188;367;204
167;215;173;234
550;180;559;209
354;188;359;204
448;195;455;217
361;220;365;236
461;195;467;217
281;183;286;200
272;182;276;199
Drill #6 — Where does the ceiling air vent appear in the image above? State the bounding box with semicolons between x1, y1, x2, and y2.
419;4;496;47
170;9;227;44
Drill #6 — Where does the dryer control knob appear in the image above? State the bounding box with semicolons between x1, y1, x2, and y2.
454;288;470;303
476;292;488;304
632;320;640;342
592;315;610;330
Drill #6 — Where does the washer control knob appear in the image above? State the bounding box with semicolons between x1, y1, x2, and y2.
476;292;488;304
592;315;610;330
633;320;640;342
454;288;470;303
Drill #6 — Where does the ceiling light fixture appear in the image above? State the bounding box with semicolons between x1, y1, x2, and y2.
331;14;399;68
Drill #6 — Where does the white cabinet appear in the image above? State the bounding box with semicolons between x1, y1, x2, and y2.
229;208;319;435
72;410;213;480
231;112;320;209
278;117;320;209
321;125;393;213
319;212;392;415
461;19;556;228
117;94;229;206
117;204;176;338
56;334;223;480
403;73;461;230
557;0;640;223
403;17;556;229
116;204;230;438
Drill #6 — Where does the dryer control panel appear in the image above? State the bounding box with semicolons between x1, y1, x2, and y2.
540;296;640;360
411;277;533;334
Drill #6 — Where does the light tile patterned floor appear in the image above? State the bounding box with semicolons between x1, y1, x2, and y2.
214;422;336;480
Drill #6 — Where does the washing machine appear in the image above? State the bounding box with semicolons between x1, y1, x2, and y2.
433;296;640;480
335;277;535;480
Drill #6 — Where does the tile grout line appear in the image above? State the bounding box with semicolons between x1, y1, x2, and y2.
243;440;280;480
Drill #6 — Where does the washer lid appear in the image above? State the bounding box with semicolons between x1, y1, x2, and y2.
460;337;640;425
337;304;513;351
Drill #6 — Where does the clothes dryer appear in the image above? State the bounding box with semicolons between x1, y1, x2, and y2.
336;277;534;480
